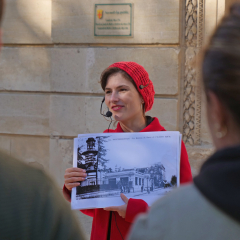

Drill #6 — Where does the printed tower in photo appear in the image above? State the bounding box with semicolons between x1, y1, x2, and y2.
82;138;98;186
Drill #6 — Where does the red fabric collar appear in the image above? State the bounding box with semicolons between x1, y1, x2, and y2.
104;117;166;133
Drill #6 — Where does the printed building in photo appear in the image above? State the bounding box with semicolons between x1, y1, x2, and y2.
98;169;145;192
97;163;166;193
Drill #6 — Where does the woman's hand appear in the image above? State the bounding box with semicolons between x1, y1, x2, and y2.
104;193;129;218
64;167;87;191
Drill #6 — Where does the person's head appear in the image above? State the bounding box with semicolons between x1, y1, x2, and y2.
100;62;155;123
202;3;240;150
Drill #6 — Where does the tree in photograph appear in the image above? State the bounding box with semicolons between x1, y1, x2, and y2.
171;175;177;186
77;145;85;168
96;136;110;169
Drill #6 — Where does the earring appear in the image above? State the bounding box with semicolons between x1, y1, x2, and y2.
215;123;227;138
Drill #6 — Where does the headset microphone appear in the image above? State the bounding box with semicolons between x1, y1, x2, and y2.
100;97;113;132
105;111;112;117
100;97;112;118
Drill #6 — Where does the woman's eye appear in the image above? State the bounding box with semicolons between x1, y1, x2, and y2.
120;88;127;92
105;91;111;94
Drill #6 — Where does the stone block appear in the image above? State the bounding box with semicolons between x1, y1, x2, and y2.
0;47;51;92
51;47;179;95
10;136;50;171
186;145;214;176
85;97;114;133
49;138;74;187
52;0;179;44
148;98;178;131
0;94;50;135
217;0;225;23
50;48;88;93
49;95;111;136
50;95;86;136
2;0;52;44
204;0;217;45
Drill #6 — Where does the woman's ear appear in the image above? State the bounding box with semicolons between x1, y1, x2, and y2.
206;91;230;147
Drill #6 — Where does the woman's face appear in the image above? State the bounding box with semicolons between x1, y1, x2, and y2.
104;73;144;123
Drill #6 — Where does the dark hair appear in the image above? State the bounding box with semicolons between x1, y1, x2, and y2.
100;67;138;91
0;0;4;25
202;3;240;125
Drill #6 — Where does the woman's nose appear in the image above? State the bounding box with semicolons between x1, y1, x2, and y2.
110;91;119;102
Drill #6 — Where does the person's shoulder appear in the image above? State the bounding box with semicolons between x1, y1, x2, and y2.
129;184;240;240
150;184;198;211
128;184;204;240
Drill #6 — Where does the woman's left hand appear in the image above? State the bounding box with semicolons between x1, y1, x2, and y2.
104;193;129;218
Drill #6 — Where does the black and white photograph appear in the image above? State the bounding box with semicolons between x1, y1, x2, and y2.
71;131;181;210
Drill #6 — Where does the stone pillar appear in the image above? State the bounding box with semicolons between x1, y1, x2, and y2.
183;0;204;146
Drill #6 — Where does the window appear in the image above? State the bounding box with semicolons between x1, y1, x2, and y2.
139;178;141;185
135;177;138;185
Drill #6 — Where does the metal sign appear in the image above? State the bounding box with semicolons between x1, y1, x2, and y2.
94;3;133;37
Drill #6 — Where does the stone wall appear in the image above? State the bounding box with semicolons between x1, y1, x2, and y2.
0;0;181;180
0;0;234;238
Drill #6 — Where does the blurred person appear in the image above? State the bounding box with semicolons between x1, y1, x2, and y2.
0;2;85;239
127;3;240;240
63;62;192;240
0;152;85;240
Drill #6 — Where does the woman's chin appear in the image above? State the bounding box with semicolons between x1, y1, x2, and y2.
113;114;125;122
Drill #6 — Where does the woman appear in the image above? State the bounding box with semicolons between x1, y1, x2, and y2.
63;62;192;240
128;4;240;240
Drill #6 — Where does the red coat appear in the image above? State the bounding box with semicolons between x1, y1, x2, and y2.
63;117;192;240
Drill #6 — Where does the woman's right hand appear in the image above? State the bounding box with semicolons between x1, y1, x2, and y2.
64;168;87;191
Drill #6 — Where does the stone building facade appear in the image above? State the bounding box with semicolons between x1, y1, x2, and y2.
0;0;238;238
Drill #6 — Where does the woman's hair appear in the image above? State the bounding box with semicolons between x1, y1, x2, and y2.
202;3;240;125
100;67;138;91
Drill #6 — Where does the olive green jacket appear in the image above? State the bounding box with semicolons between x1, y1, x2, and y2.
0;152;85;240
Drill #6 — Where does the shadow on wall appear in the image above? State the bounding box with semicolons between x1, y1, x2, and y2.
0;0;53;92
2;0;52;44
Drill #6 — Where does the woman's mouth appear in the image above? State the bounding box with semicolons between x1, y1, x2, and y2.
112;105;124;111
